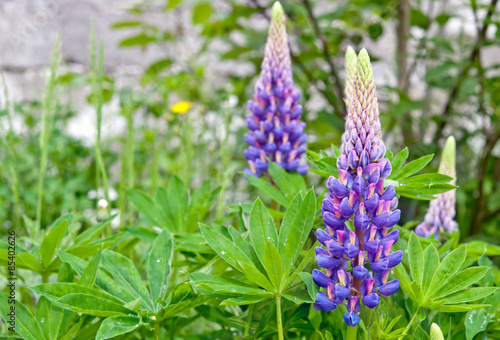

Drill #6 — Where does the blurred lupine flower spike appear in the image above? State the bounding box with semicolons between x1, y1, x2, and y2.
243;1;307;177
416;136;458;239
313;48;402;327
344;46;357;108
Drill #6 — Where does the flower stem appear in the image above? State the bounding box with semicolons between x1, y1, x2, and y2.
276;295;284;340
346;325;357;340
398;306;420;340
154;320;160;340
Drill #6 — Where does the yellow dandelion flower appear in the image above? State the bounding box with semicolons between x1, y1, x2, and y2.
171;101;191;114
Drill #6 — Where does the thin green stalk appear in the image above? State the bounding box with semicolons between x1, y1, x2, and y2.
150;131;160;195
346;325;358;340
119;97;135;228
36;37;61;229
276;296;284;340
398;307;420;340
90;29;110;212
244;304;254;336
154;319;160;340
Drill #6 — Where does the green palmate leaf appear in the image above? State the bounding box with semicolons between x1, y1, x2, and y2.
58;262;74;283
278;193;303;254
249;198;278;266
186;180;219;233
199;223;255;270
384;316;402;334
147;229;173;313
408;233;424;285
299;272;319;303
415;325;430;340
79;249;101;288
263;241;283;290
96;315;141;340
16;252;43;271
282;289;312;304
35;296;69;340
283;189;316;277
57;251;135;302
431;266;489;300
429;304;490;313
237;261;275;293
391;154;434;181
165;175;188;231
305;149;321;161
400;173;453;186
56;294;136;317
101;251;154;311
282;242;317;289
425;245;467;298
71;215;116;248
467;240;500;257
221;295;271;306
245;174;289;206
128;189;170;231
0;293;45;340
391;147;409;174
228;226;265;273
435;287;498;304
422;245;440;295
392;262;416;301
40;219;68;267
30;283;125;305
268;162;306;200
35;296;51;339
411;281;424;304
465;308;492;340
478;254;494;287
190;273;273;297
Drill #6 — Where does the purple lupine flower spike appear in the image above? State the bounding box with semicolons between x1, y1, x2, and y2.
312;48;402;327
243;1;307;177
416;136;457;240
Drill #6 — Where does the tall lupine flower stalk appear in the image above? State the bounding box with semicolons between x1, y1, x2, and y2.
244;2;307;177
312;49;402;327
416;136;457;239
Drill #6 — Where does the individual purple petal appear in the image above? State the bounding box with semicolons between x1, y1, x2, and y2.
378;279;400;296
344;312;361;327
334;284;351;301
386;250;403;268
362;293;379;308
386;210;401;228
340;197;354;216
327;177;350;197
315;247;329;256
370;258;389;273
326;240;345;257
323;211;344;229
316;229;333;246
372;212;389;228
312;269;332;288
353;265;368;279
345;243;360;259
315;292;337;312
380;185;395;201
355;211;370;230
317;254;340;269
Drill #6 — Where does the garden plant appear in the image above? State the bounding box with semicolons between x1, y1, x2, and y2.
1;0;500;339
